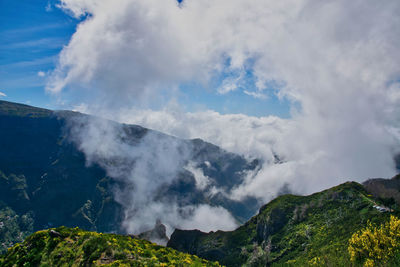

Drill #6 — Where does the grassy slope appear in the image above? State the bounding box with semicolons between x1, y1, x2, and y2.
168;182;400;266
0;226;220;266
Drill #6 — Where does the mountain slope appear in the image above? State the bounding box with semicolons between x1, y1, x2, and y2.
0;101;124;253
0;226;220;266
363;174;400;206
168;180;400;266
0;100;260;252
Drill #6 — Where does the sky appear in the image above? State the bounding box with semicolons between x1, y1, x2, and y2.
0;0;290;117
1;0;400;234
0;0;77;107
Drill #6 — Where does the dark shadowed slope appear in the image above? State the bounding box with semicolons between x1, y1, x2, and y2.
0;101;124;253
363;174;400;207
0;100;260;253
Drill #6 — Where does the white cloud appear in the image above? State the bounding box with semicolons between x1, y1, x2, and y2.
121;202;237;238
37;71;46;77
52;0;400;230
65;114;238;235
178;204;238;233
112;105;400;202
50;0;400;120
0;92;6;97
115;106;285;162
243;90;268;100
217;72;244;94
184;162;211;190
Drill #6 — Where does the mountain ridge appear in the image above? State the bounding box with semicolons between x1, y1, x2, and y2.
2;178;400;266
0;100;261;252
167;178;400;266
2;100;400;266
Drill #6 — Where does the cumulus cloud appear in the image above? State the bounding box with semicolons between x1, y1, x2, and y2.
0;92;6;97
53;0;400;230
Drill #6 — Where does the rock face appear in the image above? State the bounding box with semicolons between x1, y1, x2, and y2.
138;220;169;245
363;174;400;205
167;229;207;254
255;207;288;244
168;182;399;266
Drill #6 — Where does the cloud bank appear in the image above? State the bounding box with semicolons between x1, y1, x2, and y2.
113;105;399;200
50;0;400;233
65;114;239;238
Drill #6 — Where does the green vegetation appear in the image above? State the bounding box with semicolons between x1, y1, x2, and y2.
0;167;124;254
168;182;400;266
0;171;34;253
348;215;400;267
0;226;220;266
0;205;33;254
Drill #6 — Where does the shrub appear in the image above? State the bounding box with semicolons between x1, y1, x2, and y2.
348;215;400;266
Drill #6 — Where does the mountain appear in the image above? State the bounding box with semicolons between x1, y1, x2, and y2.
0;100;260;253
167;178;400;266
138;220;169;245
363;175;400;206
3;99;400;265
2;178;400;266
0;226;220;266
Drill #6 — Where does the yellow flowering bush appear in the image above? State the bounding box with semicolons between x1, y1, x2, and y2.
348;215;400;266
308;256;322;265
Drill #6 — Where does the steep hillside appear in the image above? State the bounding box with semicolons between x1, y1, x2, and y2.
168;181;400;266
0;100;260;252
0;227;220;266
363;174;400;206
0;101;124;253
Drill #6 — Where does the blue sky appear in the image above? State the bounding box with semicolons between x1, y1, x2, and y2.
0;0;80;108
0;0;291;118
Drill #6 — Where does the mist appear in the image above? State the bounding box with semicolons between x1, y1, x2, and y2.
48;0;400;234
65;113;239;239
